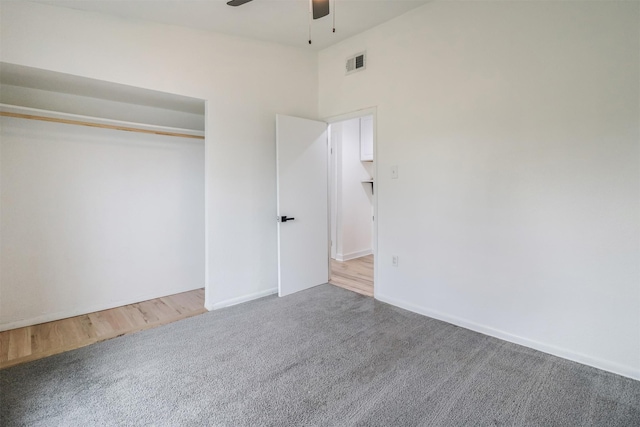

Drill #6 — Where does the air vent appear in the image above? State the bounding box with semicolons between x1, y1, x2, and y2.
346;52;366;75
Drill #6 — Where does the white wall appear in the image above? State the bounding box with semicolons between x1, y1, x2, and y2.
332;118;373;261
0;1;318;309
319;1;640;379
0;116;204;329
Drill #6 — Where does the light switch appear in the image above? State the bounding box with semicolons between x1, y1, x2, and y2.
391;165;398;179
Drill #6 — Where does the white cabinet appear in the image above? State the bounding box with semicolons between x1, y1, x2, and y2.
360;115;374;162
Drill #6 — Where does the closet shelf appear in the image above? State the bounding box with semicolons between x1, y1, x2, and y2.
0;103;205;140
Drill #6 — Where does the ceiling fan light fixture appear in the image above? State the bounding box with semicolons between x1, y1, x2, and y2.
312;0;330;20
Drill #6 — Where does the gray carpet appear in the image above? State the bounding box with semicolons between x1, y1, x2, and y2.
1;285;639;426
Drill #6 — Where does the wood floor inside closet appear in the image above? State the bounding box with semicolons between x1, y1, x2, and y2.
0;288;205;370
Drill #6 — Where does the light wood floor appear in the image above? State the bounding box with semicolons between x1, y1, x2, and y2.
329;255;374;297
0;288;206;370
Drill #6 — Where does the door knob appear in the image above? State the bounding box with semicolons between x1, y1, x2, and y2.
280;215;295;222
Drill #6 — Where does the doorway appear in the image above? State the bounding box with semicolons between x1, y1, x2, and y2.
275;110;376;298
327;112;376;297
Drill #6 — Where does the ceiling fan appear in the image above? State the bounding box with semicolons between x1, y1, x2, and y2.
226;0;330;20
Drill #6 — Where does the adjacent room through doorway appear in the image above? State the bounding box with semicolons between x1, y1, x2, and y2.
328;114;375;297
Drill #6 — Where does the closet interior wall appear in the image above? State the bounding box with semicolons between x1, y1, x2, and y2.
0;65;206;330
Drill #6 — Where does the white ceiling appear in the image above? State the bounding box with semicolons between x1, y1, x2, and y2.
33;0;430;50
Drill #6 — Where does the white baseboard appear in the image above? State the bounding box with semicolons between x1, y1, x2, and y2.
207;287;277;311
0;285;204;332
335;249;372;262
375;293;640;381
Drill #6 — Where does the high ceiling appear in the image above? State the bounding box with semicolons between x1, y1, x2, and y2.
33;0;430;50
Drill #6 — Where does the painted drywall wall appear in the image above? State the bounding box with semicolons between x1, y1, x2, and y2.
319;1;640;379
1;84;205;131
0;116;204;329
332;118;373;261
0;1;318;309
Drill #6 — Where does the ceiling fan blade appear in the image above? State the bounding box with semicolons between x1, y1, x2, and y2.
312;0;330;20
226;0;253;6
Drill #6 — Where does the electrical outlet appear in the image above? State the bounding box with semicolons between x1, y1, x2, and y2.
392;255;399;267
391;165;398;179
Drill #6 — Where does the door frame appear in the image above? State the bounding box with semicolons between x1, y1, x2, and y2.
324;107;378;299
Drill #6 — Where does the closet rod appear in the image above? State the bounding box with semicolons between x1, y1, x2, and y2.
0;111;205;140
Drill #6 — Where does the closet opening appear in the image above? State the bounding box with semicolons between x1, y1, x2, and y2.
327;112;375;297
0;63;207;368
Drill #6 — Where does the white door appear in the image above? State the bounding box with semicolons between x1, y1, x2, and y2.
276;114;328;297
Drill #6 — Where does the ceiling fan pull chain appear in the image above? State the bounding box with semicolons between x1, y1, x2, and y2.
308;0;313;44
333;0;336;33
308;8;312;44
